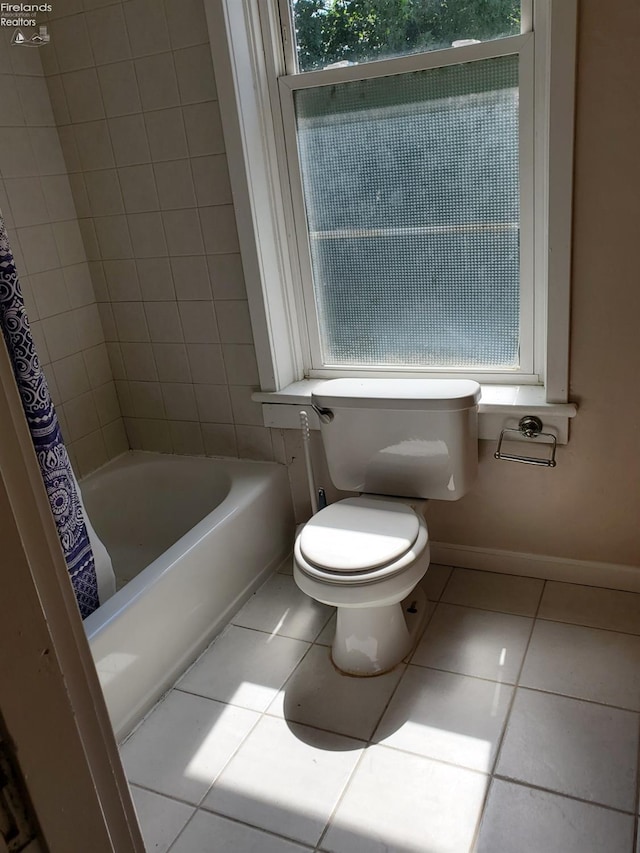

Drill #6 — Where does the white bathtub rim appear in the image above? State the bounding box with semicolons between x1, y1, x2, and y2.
83;457;285;639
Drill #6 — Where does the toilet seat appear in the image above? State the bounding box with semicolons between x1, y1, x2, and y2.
296;497;428;585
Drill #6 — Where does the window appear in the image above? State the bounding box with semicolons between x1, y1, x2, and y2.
205;0;576;402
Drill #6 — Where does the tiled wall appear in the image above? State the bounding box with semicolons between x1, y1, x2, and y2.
41;0;279;461
0;31;127;476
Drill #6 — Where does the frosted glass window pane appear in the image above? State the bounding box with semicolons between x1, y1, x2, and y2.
294;55;520;368
291;1;522;72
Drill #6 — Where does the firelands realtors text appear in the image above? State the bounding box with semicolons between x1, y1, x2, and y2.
1;3;52;27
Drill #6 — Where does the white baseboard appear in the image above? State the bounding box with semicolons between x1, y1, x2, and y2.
430;542;640;593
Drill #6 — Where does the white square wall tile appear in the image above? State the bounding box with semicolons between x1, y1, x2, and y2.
62;68;104;123
170;810;314;853
519;619;640;709
496;688;638;811
194;384;232;423
98;61;142;117
202;716;363;847
120;690;259;804
236;425;273;461
145;108;188;162
119;164;159;214
323;745;488;853
186;343;226;384
183;101;225;157
154;159;196;210
109;115;150;167
202;423;237;457
232;573;333;642
124;0;170;57
208;253;246;300
166;0;209;50
129;786;194;853
174;45;217;104
412;603;533;683
144;301;183;343
200;204;239;254
127;212;167;258
177;625;310;712
178;300;218;343
476;779;635;853
135;53;180;111
269;646;406;741
171;255;211;301
441;568;544;616
374;666;513;773
216;300;253;344
137;257;175;301
85;4;130;65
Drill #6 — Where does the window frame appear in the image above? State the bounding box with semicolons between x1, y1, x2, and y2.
203;0;576;404
278;33;536;380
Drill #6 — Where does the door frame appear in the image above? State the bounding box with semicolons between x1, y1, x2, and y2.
0;335;144;853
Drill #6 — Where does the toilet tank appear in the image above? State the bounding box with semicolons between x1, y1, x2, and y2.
312;378;481;500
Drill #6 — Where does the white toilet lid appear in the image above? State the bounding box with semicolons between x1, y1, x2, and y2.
299;497;420;573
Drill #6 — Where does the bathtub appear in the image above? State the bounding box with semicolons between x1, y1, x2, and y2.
81;451;294;741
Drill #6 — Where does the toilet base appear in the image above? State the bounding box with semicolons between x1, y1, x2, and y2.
331;587;429;676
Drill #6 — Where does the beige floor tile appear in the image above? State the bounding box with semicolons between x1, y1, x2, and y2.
322;744;488;853
121;691;259;804
130;786;194;853
202;716;363;847
232;573;334;641
412;603;533;683
520;619;640;709
476;779;635;853
539;581;640;634
496;688;638;811
176;625;310;712
374;666;513;772
170;810;314;853
442;568;544;616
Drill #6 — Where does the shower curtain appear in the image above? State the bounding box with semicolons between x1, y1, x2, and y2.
0;213;99;619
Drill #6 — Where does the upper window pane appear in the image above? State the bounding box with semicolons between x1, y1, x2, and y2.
294;55;520;369
290;0;522;72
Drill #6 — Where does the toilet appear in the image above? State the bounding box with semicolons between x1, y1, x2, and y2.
293;378;481;676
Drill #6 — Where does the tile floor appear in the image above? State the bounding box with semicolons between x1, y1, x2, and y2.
120;562;640;853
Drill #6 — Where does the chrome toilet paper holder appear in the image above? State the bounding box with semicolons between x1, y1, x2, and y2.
494;416;557;468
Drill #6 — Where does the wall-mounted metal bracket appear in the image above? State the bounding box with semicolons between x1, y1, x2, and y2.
494;416;557;467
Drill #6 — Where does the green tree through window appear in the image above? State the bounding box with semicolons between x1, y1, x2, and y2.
292;0;521;71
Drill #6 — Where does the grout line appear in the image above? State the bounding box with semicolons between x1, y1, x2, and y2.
165;808;200;853
192;804;317;851
128;781;198;810
491;773;639;818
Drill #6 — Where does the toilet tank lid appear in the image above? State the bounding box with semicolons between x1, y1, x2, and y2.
313;378;481;411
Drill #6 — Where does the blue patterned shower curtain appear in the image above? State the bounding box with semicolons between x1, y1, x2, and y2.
0;213;99;619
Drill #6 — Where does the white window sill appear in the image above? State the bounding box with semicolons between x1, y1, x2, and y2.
253;381;577;443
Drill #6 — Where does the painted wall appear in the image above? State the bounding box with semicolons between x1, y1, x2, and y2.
41;0;279;462
0;31;127;477
423;0;640;567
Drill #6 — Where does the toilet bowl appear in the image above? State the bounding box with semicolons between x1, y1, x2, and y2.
292;377;481;677
293;496;431;675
